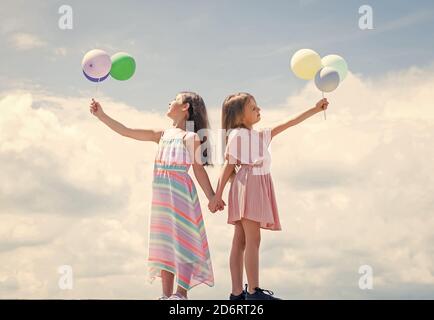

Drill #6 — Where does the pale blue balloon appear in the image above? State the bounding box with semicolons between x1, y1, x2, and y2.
314;67;340;93
321;54;348;81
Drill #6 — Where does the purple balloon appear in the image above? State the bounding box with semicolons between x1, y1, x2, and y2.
81;49;112;78
83;69;109;83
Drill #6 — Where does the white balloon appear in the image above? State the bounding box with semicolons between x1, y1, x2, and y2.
81;49;111;79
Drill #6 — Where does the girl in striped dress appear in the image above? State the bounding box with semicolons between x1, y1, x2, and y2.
90;92;224;300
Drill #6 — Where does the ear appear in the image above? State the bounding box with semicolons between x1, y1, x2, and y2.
181;103;190;112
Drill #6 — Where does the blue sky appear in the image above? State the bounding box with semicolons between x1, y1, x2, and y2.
1;1;434;299
1;0;433;110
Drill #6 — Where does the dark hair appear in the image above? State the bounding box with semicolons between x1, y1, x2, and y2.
178;91;211;166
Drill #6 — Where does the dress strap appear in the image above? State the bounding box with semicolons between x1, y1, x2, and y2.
182;131;194;140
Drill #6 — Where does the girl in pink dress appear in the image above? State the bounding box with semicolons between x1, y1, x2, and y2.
210;92;329;300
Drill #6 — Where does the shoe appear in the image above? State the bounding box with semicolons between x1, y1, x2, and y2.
168;293;188;300
158;295;169;300
229;290;246;300
245;284;281;300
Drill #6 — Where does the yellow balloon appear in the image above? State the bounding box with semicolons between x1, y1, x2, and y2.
290;49;322;80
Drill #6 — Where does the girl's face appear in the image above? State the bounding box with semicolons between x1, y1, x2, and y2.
242;97;261;127
166;94;189;120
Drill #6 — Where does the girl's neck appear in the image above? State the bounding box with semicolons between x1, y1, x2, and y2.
171;118;186;131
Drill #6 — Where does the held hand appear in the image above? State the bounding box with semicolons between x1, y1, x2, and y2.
208;197;217;213
216;198;226;212
315;98;329;113
208;196;226;213
90;98;105;119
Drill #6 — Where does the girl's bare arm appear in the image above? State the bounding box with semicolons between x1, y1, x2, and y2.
99;113;163;143
193;164;215;201
214;160;236;199
91;99;162;143
271;98;328;139
189;135;215;201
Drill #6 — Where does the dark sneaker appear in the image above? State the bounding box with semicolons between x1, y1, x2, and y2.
245;286;281;300
229;290;246;300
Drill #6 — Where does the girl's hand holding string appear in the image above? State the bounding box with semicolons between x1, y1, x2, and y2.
314;98;329;113
89;98;105;119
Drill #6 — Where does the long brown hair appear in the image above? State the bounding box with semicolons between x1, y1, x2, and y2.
221;92;255;179
221;92;254;132
178;91;211;166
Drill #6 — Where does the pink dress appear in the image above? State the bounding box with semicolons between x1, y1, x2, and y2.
225;127;281;231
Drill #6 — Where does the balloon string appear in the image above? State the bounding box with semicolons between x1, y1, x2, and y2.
95;78;100;99
322;91;326;120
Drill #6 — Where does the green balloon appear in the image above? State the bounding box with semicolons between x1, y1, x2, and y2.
110;52;136;81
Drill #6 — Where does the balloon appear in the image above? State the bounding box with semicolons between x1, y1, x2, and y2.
314;67;340;93
83;70;110;83
110;52;136;81
321;54;348;81
81;49;111;79
290;49;322;80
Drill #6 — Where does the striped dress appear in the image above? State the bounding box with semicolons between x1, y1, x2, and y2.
147;127;214;290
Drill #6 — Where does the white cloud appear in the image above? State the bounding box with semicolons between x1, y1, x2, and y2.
8;32;46;50
0;63;434;299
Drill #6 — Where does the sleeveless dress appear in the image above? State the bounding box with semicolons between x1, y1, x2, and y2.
147;128;214;290
225;127;281;231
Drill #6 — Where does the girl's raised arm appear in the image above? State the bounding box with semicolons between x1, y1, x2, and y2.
271;98;328;139
90;99;163;143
